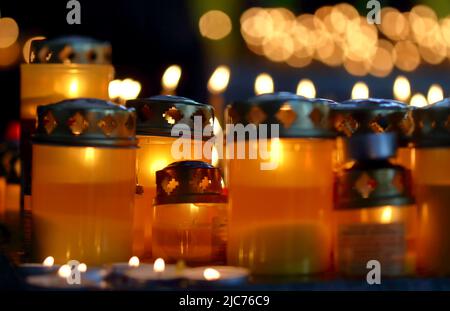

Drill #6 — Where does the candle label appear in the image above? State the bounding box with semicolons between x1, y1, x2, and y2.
337;223;406;276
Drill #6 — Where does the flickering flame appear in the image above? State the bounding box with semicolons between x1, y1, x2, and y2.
212;146;219;167
42;256;54;267
393;76;411;101
121;78;142;100
296;79;316;98
380;206;393;224
84;147;95;163
68;79;79;97
78;263;87;273
427;84;444;104
410;93;428;107
208;66;231;94
351;82;369;99
254;73;274;95
203;268;221;280
58;265;71;278
153;258;165;273
108;79;122;99
162;65;182;91
128;256;140;267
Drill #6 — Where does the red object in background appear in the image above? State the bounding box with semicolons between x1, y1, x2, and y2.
5;121;20;143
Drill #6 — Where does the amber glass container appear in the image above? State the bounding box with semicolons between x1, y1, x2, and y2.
31;99;136;265
334;133;416;277
413;99;450;276
226;93;337;276
126;96;214;259
152;161;227;265
330;98;414;171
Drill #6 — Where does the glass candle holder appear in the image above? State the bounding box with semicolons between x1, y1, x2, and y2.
334;133;417;277
31;98;137;265
412;99;450;276
152;161;227;265
126;96;215;259
226;93;337;276
330;98;415;171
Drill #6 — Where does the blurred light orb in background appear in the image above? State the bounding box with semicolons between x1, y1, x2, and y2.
254;73;274;95
0;42;20;68
199;10;232;40
208;65;230;94
162;65;182;91
393;76;411;101
23;36;46;63
351;82;369;99
0;17;19;48
410;93;428;107
296;79;316;98
427;84;444;104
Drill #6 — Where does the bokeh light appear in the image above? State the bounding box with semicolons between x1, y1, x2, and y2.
0;17;19;48
199;10;232;40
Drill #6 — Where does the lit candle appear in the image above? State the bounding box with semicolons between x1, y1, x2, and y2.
161;65;182;95
18;256;60;276
410;93;428;107
426;84;444;104
393;76;411;101
124;258;183;285
125;96;214;259
351;81;369;99
108;256;141;275
254;73;274;95
108;78;142;105
208;65;230;126
296;79;316;98
183;266;249;286
32;99;137;265
334;133;417;277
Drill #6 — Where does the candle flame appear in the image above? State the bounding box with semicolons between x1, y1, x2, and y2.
410;93;428;107
78;263;87;273
84;147;95;163
58;265;71;278
108;79;123;99
427;84;444;104
203;268;221;280
162;65;182;91
128;256;140;267
380;206;393;224
68;79;79;97
108;78;141;101
208;66;231;94
153;258;165;273
211;146;219;167
351;82;369;99
393;76;411;101
254;73;274;95
42;256;54;267
296;79;316;98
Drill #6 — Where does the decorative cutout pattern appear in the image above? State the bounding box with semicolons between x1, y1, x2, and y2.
97;115;117;136
198;176;211;192
400;112;414;136
355;172;377;199
246;105;267;125
309;107;323;126
140;104;152;121
43;111;57;134
163;178;179;195
391;172;404;193
163;107;183;125
275;103;297;128
336;115;359;137
67;112;89;135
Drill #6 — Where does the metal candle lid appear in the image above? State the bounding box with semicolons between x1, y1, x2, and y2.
126;95;215;139
226;92;337;138
155;161;227;205
412;98;450;148
335;162;414;210
34;98;137;148
29;36;112;64
346;133;397;161
331;98;414;146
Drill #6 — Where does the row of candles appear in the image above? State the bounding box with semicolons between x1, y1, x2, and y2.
0;36;449;289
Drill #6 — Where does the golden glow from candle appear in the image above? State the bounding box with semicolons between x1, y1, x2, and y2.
269;138;283;165
78;263;87;273
203;267;221;280
427;84;444;104
0;17;19;48
410;93;428;107
42;256;54;267
68;79;79;97
128;256;140;267
58;265;71;278
296;79;316;98
393;76;411;101
23;36;46;63
108;78;142;101
84;147;95;164
351;82;369;99
212;146;219;167
150;159;169;176
162;65;182;91
190;204;200;214
380;206;393;224
254;73;274;95
207;66;231;94
199;10;232;40
153;258;165;273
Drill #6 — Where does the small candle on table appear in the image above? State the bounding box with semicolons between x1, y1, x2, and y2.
18;256;60;276
183;266;249;286
161;65;181;95
125;258;183;285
